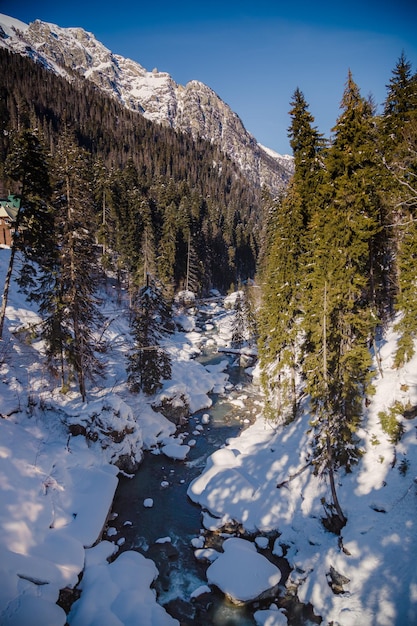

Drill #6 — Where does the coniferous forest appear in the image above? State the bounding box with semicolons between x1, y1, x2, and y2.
0;45;417;504
0;48;260;294
258;55;417;527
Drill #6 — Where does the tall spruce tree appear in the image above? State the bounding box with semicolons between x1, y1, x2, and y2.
127;277;172;395
138;198;157;283
231;292;247;349
42;129;103;400
258;90;323;421
258;185;304;420
288;87;326;208
301;72;383;528
381;54;417;365
383;52;417;133
329;71;387;322
157;200;178;290
93;157;114;257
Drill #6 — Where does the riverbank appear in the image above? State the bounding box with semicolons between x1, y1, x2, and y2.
67;293;264;625
0;251;259;625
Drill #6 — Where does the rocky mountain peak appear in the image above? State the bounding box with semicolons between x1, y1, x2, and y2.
0;13;293;194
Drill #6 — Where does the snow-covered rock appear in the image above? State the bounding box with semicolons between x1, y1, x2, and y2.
161;441;190;460
68;549;178;625
254;604;288;626
206;538;281;604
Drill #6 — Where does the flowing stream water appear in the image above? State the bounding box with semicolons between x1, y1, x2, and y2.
106;307;316;625
109;351;263;625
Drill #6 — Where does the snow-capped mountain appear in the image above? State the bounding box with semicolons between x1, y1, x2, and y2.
0;14;293;195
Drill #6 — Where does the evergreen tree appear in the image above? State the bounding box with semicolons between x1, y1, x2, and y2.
183;230;201;294
327;71;387;321
127;277;172;395
301;72;381;528
230;288;257;351
43;128;103;400
138;198;157;283
258;185;304;421
93;157;114;257
258;90;323;421
0;128;52;338
383;52;417;133
231;292;246;349
157;200;178;289
393;215;417;366
381;54;417;365
288;87;326;206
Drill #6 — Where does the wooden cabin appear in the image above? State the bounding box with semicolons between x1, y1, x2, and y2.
0;195;19;246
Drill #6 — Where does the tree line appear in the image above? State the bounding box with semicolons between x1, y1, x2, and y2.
257;53;417;530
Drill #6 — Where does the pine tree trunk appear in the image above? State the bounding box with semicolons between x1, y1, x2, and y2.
369;240;383;377
102;192;106;255
326;433;347;528
60;346;66;392
186;232;191;292
74;320;86;402
323;282;346;528
291;342;297;418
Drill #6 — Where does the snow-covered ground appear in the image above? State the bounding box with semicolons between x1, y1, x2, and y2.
187;334;417;625
0;246;416;626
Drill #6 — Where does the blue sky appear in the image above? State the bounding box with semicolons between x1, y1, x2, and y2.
1;0;417;154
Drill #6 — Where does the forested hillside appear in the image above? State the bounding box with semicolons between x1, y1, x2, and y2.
258;54;417;528
0;48;261;294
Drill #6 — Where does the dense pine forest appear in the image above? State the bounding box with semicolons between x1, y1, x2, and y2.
258;54;417;528
0;48;260;294
0;45;267;406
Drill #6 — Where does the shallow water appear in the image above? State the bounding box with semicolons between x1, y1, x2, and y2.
109;353;260;625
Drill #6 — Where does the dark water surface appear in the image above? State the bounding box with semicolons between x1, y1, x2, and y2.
109;355;260;625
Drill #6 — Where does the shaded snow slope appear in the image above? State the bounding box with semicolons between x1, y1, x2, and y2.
188;328;417;625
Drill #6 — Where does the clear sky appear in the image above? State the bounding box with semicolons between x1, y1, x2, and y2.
1;0;417;154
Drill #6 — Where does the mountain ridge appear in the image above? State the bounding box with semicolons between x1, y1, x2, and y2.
0;13;293;195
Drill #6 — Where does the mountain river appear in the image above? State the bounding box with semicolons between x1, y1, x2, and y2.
106;308;315;625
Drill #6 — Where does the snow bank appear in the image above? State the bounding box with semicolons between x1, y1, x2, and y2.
206;538;281;603
188;325;417;625
0;418;118;625
68;548;178;625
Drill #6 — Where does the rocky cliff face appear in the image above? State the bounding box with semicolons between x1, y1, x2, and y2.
0;14;293;194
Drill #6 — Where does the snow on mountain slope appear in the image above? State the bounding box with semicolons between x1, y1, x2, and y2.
259;143;294;170
0;14;28;35
0;13;293;195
